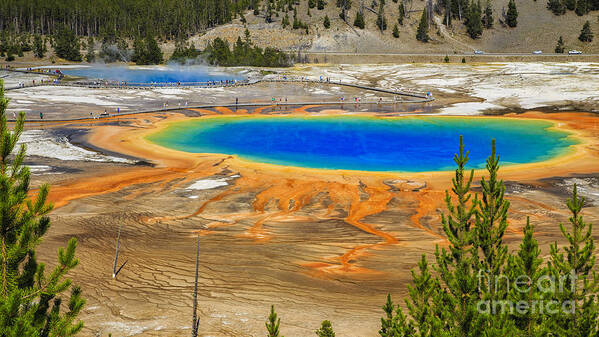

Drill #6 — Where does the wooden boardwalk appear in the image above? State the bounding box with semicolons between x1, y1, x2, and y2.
2;68;434;122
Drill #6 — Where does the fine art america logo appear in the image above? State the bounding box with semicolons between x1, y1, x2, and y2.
477;269;578;315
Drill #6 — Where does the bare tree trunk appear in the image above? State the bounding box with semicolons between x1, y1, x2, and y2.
191;235;200;337
112;220;127;278
446;0;451;27
427;0;433;28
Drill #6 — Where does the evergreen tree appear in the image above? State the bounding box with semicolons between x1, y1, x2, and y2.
579;20;594;42
379;294;413;337
465;0;483;38
564;0;576;10
0;32;7;57
318;0;327;10
131;37;144;64
315;320;335;337
0;0;245;39
309;0;317;8
0;80;85;336
433;136;482;336
245;28;252;44
323;15;331;28
85;36;95;63
416;8;430;42
555;35;565;53
506;0;518;27
336;0;352;9
5;50;15;62
483;1;493;28
131;34;163;65
354;11;366;29
376;2;388;31
547;0;567;15
18;35;31;54
266;0;274;23
266;305;283;337
53;25;81;61
475;139;509;296
548;185;599;337
389;138;599;337
475;140;515;335
282;13;290;28
33;35;47;59
384;138;483;336
575;0;589;14
393;24;400;37
507;218;550;336
398;3;406;25
144;34;163;64
202;37;289;67
170;41;199;63
337;0;351;20
404;255;445;336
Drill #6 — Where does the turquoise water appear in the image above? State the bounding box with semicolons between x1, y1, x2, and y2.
61;65;243;84
147;116;577;172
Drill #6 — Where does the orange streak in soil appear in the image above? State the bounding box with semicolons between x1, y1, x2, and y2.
409;190;447;241
214;106;234;114
293;105;322;114
187;108;218;115
42;110;599;278
49;168;178;209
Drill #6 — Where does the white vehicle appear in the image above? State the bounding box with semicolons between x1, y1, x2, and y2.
568;50;583;55
474;50;485;55
532;50;543;54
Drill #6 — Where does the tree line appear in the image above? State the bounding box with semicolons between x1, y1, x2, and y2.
0;0;253;40
1;24;292;66
547;0;599;16
172;29;291;67
202;35;291;67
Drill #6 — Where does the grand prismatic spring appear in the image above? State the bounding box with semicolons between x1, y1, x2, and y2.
147;116;577;172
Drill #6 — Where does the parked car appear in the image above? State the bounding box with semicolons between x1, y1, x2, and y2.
532;50;543;54
474;50;485;55
568;50;583;55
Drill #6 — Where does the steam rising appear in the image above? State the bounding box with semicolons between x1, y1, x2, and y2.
60;64;244;84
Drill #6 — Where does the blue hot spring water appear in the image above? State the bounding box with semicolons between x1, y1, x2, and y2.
146;116;577;172
61;65;243;84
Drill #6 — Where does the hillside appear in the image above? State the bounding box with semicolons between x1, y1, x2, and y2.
1;0;598;65
189;0;599;55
